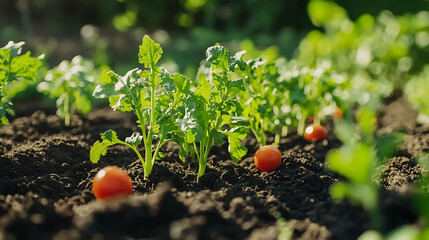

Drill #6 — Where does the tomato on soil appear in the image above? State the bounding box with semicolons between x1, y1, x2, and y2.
254;145;282;172
304;123;327;141
93;166;133;200
333;107;343;119
307;115;314;123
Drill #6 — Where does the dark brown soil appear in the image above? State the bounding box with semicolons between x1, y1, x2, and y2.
0;97;428;240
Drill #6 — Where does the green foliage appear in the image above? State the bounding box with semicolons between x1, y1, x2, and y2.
299;0;429;101
234;44;350;146
173;46;248;181
37;56;98;126
91;35;188;179
235;57;283;146
327;106;405;231
281;61;349;135
0;41;42;126
405;65;429;124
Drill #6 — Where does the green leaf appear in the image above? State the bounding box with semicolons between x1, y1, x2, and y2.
176;99;205;142
109;94;132;112
228;50;247;71
212;129;225;146
330;182;378;210
173;73;190;93
160;72;175;93
1;41;42;89
223;127;248;163
228;135;247;163
327;143;373;184
230;116;250;127
75;90;92;114
90;130;125;163
195;73;211;103
206;46;229;64
375;132;404;162
93;83;115;99
186;129;196;143
0;95;13;126
357;108;376;136
228;78;245;91
138;35;163;68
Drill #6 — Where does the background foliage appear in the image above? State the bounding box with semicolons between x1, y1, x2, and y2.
1;0;426;76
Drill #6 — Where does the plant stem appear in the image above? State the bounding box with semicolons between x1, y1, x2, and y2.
143;62;158;179
193;142;200;160
152;140;164;166
298;116;306;136
64;91;70;126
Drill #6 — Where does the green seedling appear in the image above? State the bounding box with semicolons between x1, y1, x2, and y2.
90;35;188;179
37;56;98;126
173;46;249;181
0;41;42;126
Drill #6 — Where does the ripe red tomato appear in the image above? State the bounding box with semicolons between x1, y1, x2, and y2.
333;107;343;119
304;123;327;141
93;166;133;200
254;145;282;172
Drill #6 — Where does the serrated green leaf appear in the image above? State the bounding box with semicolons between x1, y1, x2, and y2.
109;94;132;112
206;46;229;63
1;41;41;87
90;130;125;163
138;35;163;68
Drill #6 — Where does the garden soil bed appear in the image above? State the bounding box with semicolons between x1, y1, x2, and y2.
0;96;428;240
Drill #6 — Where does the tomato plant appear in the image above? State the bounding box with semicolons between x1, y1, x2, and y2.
254;145;282;172
93;166;133;200
304;123;327;141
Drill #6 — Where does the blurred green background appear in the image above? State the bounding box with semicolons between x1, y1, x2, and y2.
0;0;426;76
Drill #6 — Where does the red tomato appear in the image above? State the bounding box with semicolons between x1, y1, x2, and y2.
254;145;282;172
333;107;343;119
93;166;133;200
307;115;314;123
304;123;327;141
